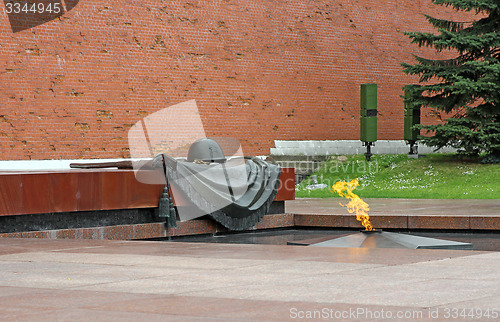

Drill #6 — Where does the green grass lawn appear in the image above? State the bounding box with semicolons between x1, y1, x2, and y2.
295;154;500;199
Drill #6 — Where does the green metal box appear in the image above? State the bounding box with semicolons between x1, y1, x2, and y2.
360;117;377;142
403;85;421;141
360;83;377;142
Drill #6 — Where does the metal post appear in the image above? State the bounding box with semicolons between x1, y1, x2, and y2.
364;142;373;161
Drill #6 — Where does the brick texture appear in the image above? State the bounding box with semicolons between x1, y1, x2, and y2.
0;0;476;159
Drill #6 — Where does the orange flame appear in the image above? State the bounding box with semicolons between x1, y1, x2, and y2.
331;179;373;231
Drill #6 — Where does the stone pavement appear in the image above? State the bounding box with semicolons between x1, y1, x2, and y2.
287;198;500;230
1;238;499;321
286;198;500;217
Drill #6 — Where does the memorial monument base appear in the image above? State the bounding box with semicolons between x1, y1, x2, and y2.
289;230;473;250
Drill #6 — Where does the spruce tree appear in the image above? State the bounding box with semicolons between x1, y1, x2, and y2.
401;0;500;161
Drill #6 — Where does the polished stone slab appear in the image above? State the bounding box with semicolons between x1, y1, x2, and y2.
1;196;498;241
302;231;473;250
287;198;500;217
0;168;295;217
289;198;500;230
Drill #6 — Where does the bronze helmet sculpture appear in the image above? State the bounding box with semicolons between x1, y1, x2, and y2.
187;138;226;163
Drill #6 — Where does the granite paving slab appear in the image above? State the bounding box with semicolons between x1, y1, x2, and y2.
0;238;498;321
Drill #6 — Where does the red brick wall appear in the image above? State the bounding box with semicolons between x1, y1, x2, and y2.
0;0;476;160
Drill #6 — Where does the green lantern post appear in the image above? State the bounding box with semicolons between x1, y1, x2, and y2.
403;85;421;156
360;83;377;161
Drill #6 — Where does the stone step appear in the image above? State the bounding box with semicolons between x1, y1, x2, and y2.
271;140;456;156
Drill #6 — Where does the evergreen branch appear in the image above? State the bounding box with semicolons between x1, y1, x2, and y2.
425;15;467;32
413;55;462;66
403;31;441;49
433;0;499;13
471;15;500;33
404;28;500;54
